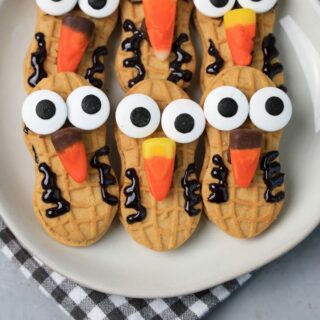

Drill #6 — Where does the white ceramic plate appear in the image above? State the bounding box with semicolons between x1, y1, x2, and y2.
1;0;320;298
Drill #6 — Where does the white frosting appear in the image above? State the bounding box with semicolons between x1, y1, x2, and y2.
78;0;119;18
116;94;161;139
35;0;77;16
249;87;292;132
238;0;278;13
193;0;236;18
161;99;205;144
22;90;67;135
204;86;249;131
67;86;110;131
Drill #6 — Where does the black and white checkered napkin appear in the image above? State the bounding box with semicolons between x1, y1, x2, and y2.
0;219;251;320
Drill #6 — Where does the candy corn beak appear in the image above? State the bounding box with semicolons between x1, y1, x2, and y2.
51;127;87;183
142;138;176;201
224;8;256;66
229;129;263;188
143;0;177;61
57;15;94;73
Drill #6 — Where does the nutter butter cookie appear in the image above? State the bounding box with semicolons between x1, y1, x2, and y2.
200;66;292;238
24;0;119;93
22;72;119;247
115;79;204;251
115;0;196;91
193;0;285;92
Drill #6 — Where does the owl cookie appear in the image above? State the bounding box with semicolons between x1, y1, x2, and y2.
193;0;285;91
24;0;119;93
115;79;204;251
201;66;292;238
115;0;196;91
22;72;119;247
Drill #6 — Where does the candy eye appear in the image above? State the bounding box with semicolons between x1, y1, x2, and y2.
237;0;277;13
35;0;77;16
67;86;110;130
204;86;249;131
22;90;67;135
249;87;292;132
78;0;119;18
193;0;236;18
116;94;161;139
161;99;205;144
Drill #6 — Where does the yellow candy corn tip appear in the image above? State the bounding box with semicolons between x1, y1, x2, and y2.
142;138;176;160
224;8;256;29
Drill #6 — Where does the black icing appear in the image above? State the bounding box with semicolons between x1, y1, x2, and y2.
122;20;146;88
208;155;229;203
262;34;284;80
206;39;224;75
90;146;118;206
28;33;48;88
167;33;193;84
261;151;285;203
39;163;70;219
181;164;202;217
124;168;147;224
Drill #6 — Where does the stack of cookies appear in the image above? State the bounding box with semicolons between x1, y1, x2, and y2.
21;0;292;251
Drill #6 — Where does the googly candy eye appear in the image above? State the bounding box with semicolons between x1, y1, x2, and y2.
22;90;67;135
67;86;110;130
237;0;277;13
193;0;236;18
161;99;206;144
249;87;292;132
116;94;161;139
204;86;249;131
35;0;77;16
78;0;119;18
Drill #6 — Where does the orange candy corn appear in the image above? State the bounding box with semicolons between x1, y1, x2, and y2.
57;15;94;73
143;0;177;61
142;138;176;201
224;8;256;66
230;148;261;188
51;127;88;183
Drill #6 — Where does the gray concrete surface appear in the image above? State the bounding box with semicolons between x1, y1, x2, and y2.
1;226;320;320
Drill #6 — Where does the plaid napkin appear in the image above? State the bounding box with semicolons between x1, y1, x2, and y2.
0;219;251;320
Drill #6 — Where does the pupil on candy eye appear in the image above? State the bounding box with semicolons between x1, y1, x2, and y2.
88;0;107;10
82;95;102;115
209;0;229;8
174;113;195;134
36;100;56;120
130;107;151;128
265;96;284;116
218;98;238;118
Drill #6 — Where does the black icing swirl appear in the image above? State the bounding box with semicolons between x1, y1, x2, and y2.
167;33;193;84
122;20;146;88
181;164;202;217
28;33;47;88
90;146;118;206
85;46;108;88
39;163;70;219
206;39;224;75
208;155;229;203
261;151;285;203
124;168;147;224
